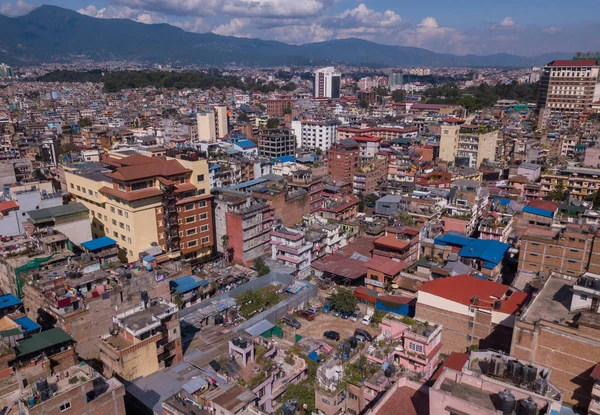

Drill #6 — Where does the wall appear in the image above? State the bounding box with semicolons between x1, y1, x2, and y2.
55;218;93;246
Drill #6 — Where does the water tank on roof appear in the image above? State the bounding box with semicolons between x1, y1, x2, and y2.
517;398;537;415
283;399;297;415
489;357;497;375
513;361;524;382
36;377;51;401
343;343;352;355
214;315;224;325
239;339;248;349
349;337;358;349
384;364;396;378
497;389;515;415
506;360;516;378
525;365;537;383
534;378;548;396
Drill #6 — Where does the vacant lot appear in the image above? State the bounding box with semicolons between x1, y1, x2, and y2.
287;312;380;346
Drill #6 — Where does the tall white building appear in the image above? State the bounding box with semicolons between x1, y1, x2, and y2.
314;67;341;99
292;120;338;152
196;105;229;142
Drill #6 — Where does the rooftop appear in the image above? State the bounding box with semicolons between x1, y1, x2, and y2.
521;274;575;325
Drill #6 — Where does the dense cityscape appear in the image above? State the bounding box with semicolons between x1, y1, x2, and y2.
1;3;600;415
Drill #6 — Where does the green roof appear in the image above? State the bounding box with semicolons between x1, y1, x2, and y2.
27;203;88;224
15;328;74;357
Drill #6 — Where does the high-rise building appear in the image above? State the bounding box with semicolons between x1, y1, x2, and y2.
439;124;499;168
537;59;600;128
292;120;338;152
388;72;403;89
258;128;297;159
0;63;13;78
196;105;229;142
314;67;341;99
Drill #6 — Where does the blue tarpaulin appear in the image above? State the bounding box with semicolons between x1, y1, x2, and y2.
81;236;117;252
523;206;554;218
14;316;41;334
0;294;22;310
170;275;208;295
307;351;320;362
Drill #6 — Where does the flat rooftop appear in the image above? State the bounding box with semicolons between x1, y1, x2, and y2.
440;378;497;412
119;301;174;333
522;275;575;324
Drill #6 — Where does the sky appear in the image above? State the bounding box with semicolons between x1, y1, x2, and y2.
1;0;600;56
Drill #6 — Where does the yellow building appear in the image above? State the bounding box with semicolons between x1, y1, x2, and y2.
64;154;212;262
439;124;499;169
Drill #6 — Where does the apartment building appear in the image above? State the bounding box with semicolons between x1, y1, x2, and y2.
258;128;297;159
518;225;598;277
541;167;600;201
416;274;528;353
64;154;213;262
196;105;228;141
353;155;388;195
439;124;499;168
266;98;293;117
314;66;341;99
445;179;490;236
99;297;182;380
286;170;323;213
352;135;381;159
292;120;338;152
270;225;313;277
337;126;418;141
327;139;360;183
537;59;600;128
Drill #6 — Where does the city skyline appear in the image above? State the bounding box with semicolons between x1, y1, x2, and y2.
1;0;600;56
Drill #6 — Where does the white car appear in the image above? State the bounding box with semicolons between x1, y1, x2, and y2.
362;315;372;325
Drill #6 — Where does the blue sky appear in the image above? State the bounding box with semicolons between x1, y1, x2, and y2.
2;0;600;55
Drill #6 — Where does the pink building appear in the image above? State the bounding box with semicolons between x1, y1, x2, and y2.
365;314;442;380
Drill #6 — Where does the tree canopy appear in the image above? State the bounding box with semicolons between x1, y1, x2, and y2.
328;288;358;314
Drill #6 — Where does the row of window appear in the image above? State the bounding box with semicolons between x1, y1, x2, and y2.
179;225;209;236
182;237;210;249
180;200;207;212
71;183;99;199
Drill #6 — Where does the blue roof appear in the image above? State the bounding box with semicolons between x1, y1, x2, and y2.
435;232;509;269
0;294;22;310
229;177;269;190
493;198;511;206
14;316;41;334
235;140;257;149
81;236;117;251
209;164;221;171
273;155;296;163
143;255;155;262
170;275;208;295
523;206;554;218
307;351;320;362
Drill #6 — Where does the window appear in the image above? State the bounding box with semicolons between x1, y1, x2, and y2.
124;212;129;219
88;189;93;196
126;225;130;231
198;188;206;195
128;237;132;244
188;240;197;248
60;402;71;412
322;399;330;405
121;235;126;242
581;294;588;300
200;224;209;232
466;335;472;341
129;250;133;256
112;219;117;225
118;209;123;216
201;236;210;244
104;215;107;220
179;177;185;184
468;321;474;328
76;185;81;191
187;228;197;236
186;216;195;224
118;183;126;191
200;213;208;220
113;231;118;238
408;343;423;353
110;207;115;213
199;200;207;208
185;203;195;211
91;210;95;217
197;174;205;182
119;222;124;229
70;183;74;189
94;192;98;198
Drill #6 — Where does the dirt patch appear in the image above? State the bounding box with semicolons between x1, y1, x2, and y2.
290;312;380;347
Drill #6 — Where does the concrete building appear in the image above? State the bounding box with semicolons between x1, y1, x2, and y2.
327;139;360;183
416;274;528;353
518;225;598;277
314;66;341;99
265;98;293;117
197;110;216;142
353;155;388;195
99;297;182;380
541;167;600;201
439;124;499;168
286;170;323;214
293;120;338;152
537;59;600;128
516;162;542;182
64;154;214;262
352;135;381;159
270;225;312;277
337;126;418;141
26;203;92;247
258;128;297;159
429;350;562;415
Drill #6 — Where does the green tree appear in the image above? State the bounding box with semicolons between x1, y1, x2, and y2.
328;288;358;314
391;89;406;103
280;381;315;414
266;118;280;129
364;193;379;206
253;256;271;276
281;82;297;91
238;112;250;123
59;143;79;155
376;86;388;96
78;118;93;127
359;99;369;109
548;182;568;202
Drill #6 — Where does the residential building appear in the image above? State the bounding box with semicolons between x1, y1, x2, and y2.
197;105;229;142
287;170;323;213
445;179;490;236
266;98;293;117
439;124;499;168
416;274;528;353
517;162;542;182
99;297;182;380
429;350;562;415
320;194;359;222
541;167;600;201
365;257;406;292
372;227;420;264
353;155;388;195
590;364;600;415
537;59;600;128
337;126;418;141
270;225;313;277
375;194;403;216
352;135;381;159
64;154;214;262
518;225;597;277
388;72;403;89
293;120;338;152
314;66;341;99
327;139;360;183
511;272;600;407
258;128;297;159
26;203;92;246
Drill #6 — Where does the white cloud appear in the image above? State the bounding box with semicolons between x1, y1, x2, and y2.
542;25;562;34
0;0;35;17
77;4;169;24
334;3;402;28
213;18;251;37
499;17;515;27
172;17;209;33
396;17;467;53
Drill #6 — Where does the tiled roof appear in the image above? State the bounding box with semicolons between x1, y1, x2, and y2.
100;186;162;201
373;235;410;251
550;59;597;67
105;159;191;181
366;257;406;275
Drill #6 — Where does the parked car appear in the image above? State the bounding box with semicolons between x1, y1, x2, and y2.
350;311;361;322
298;310;316;321
322;302;332;314
333;310;340;317
307;307;320;316
281;315;301;329
362;315;372;326
354;328;373;342
341;311;352;319
323;331;340;341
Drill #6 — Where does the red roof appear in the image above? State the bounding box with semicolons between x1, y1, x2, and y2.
352;134;381;143
591;363;600;380
527;200;558;212
372;385;429;415
428;352;469;385
373;235;410;251
418;274;528;314
366;257;406;276
0;200;19;214
551;59;597;67
105;159;191;181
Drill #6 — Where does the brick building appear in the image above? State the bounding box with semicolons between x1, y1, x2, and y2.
265;98;293;117
353;155;388;195
416;274;528;353
327;139;360;183
287;170;323;214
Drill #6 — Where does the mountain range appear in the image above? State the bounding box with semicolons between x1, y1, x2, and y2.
0;5;572;68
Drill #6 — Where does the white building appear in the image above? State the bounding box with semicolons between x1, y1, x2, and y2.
314;67;341;99
292;120;338;152
270;225;313;278
196;111;216;142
